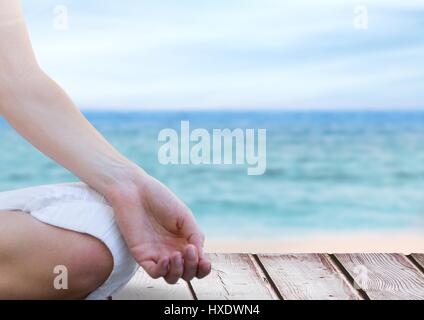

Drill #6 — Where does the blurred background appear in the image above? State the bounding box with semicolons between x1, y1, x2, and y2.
1;111;424;239
0;1;423;239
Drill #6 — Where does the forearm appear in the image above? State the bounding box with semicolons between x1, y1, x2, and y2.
0;1;142;196
0;68;140;195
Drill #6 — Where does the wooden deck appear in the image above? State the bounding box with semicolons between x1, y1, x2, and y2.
112;253;424;300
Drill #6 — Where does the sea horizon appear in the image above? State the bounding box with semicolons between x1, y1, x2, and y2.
1;110;423;238
79;109;424;113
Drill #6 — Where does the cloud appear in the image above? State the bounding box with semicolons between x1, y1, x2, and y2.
21;0;424;110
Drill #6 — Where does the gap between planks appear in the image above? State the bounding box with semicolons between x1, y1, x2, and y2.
112;253;424;300
334;253;424;300
257;254;362;300
190;253;280;300
329;254;369;300
408;254;424;274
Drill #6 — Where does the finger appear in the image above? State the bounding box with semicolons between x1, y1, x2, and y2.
197;257;212;279
164;252;184;284
182;245;199;282
188;232;205;257
140;256;169;279
178;211;203;247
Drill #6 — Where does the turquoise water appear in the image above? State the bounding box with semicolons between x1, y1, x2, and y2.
1;111;423;237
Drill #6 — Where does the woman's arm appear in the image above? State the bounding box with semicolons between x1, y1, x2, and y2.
0;1;135;194
0;0;210;282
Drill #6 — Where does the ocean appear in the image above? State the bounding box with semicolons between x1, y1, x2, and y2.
1;111;423;238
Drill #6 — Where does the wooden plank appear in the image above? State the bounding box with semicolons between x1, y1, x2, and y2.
335;253;424;300
190;253;278;300
411;254;424;271
257;254;360;300
112;268;193;300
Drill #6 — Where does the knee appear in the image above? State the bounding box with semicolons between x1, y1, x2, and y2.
66;236;114;299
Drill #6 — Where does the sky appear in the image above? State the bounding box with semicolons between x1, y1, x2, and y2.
21;0;424;110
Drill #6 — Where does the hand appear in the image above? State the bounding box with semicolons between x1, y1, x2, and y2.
105;168;211;284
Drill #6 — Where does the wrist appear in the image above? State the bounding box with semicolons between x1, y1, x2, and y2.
97;160;149;204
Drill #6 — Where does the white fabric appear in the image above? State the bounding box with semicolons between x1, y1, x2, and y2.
0;182;139;300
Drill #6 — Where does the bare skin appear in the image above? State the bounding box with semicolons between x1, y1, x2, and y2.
0;211;113;299
0;1;211;298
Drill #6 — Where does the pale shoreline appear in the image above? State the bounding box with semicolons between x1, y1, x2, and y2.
204;231;424;253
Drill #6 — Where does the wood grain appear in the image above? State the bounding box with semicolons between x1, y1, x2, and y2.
112;268;193;300
411;254;424;271
190;253;278;300
257;254;360;300
335;253;424;300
